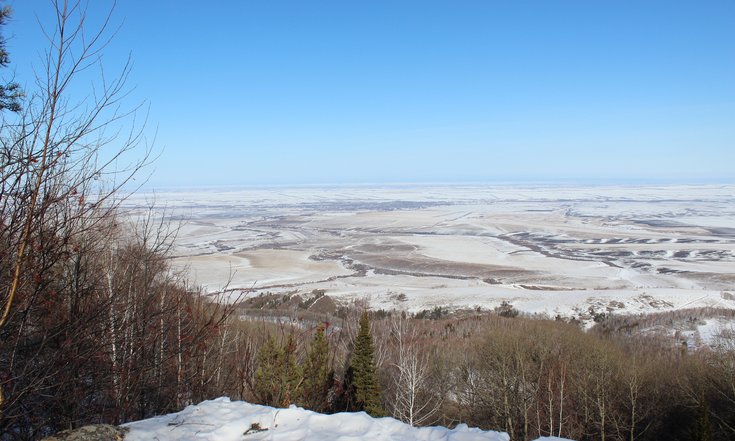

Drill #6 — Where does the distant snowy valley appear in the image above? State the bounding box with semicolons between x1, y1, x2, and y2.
123;184;735;328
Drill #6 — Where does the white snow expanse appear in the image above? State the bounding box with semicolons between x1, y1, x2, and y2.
122;184;735;322
123;397;570;441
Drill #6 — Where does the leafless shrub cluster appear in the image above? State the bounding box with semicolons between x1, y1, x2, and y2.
188;288;735;441
326;309;735;441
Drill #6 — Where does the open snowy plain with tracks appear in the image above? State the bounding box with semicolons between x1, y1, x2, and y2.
122;184;735;321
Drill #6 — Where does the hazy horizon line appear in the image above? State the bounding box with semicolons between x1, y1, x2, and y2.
136;177;735;192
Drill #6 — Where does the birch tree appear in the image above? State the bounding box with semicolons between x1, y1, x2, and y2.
390;313;441;426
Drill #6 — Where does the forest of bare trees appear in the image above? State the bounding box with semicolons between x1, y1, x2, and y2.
0;1;242;438
226;303;735;441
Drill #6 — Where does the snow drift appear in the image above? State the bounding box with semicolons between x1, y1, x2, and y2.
123;397;568;441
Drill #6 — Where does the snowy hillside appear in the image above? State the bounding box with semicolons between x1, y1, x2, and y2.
123;398;570;441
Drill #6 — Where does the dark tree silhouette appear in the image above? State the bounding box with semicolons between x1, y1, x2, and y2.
0;5;22;113
346;312;384;417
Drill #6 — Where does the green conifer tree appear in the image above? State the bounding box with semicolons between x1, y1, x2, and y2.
254;333;303;408
254;335;284;406
301;325;333;412
281;332;303;407
0;5;22;112
347;312;385;416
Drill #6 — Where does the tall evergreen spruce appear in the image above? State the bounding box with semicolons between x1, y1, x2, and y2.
281;333;303;407
254;336;284;407
254;333;303;408
348;312;385;416
302;325;333;412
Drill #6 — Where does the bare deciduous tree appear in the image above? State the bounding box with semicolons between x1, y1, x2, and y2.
0;2;247;438
390;313;441;426
1;0;150;426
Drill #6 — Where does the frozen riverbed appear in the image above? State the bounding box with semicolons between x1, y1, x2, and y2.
121;184;735;319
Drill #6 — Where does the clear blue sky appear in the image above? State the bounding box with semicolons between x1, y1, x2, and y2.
5;1;735;187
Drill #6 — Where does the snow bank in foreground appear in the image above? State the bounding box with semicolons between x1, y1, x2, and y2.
123;397;511;441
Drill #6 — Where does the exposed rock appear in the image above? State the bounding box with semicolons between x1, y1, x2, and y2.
41;424;128;441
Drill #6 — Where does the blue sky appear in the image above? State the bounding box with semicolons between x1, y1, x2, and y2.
5;1;735;187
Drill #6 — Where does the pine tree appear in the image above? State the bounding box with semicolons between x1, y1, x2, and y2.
254;333;303;407
0;5;22;112
281;332;303;407
254;336;284;406
301;325;333;412
347;312;384;416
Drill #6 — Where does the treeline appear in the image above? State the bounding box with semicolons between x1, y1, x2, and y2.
227;305;735;441
0;210;238;438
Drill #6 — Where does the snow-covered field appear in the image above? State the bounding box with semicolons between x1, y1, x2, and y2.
123;397;568;441
122;184;735;320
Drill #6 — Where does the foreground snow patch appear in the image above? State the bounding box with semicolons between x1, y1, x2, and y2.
123;397;510;441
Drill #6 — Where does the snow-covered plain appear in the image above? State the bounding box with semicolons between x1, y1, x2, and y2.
122;184;735;321
123;397;570;441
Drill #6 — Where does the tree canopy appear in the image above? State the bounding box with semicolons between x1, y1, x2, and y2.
347;312;384;417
